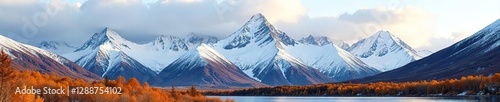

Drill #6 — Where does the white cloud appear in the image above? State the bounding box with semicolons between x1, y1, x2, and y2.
277;7;436;50
226;0;306;23
0;0;37;5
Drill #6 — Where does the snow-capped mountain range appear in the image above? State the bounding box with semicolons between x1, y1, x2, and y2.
290;35;380;82
153;44;265;87
348;31;424;72
357;18;500;82
25;13;437;87
211;14;334;85
64;28;157;82
59;28;219;83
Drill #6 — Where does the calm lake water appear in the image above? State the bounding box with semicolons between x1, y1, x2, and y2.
209;96;500;102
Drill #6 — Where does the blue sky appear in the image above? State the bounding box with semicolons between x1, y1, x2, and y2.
2;0;500;51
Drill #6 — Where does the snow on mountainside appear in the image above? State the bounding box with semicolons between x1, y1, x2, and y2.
348;31;422;72
212;13;333;85
289;35;380;82
64;28;218;74
153;44;264;87
135;35;190;72
36;41;77;55
0;35;100;80
357;18;500;82
128;33;219;72
66;28;156;82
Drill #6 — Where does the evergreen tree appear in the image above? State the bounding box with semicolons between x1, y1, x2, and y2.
171;86;176;97
104;75;109;86
189;85;197;96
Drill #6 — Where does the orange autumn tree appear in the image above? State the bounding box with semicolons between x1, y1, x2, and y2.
0;50;16;102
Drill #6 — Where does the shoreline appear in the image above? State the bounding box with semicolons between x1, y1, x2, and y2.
206;95;500;97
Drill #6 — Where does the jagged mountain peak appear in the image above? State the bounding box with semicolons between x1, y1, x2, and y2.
298;35;332;46
348;30;422;72
373;30;391;36
222;13;296;49
98;27;126;42
153;35;183;45
243;13;276;36
151;35;188;51
350;30;419;58
67;28;156;82
357;18;500;82
74;28;131;52
103;28;130;43
300;35;317;44
241;13;274;33
249;13;266;22
212;14;335;85
184;33;219;44
369;31;403;45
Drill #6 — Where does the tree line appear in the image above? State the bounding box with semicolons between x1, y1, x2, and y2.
205;73;500;96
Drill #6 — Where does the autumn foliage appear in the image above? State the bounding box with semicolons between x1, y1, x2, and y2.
206;74;500;96
0;50;232;102
0;70;236;102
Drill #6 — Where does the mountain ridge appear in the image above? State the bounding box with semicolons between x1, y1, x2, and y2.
0;35;101;80
348;31;423;72
153;44;265;87
355;18;500;82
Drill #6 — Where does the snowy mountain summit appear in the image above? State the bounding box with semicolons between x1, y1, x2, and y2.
213;13;333;85
357;18;500;82
66;28;157;82
348;31;423;72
